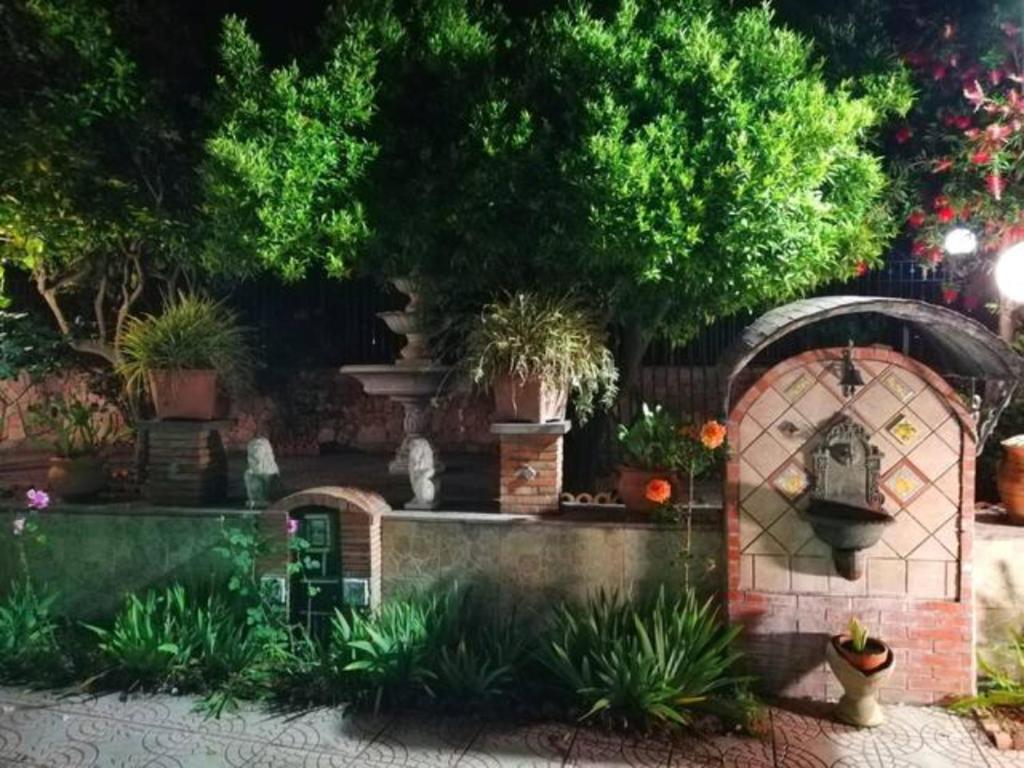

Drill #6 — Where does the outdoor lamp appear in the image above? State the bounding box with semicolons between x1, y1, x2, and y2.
996;242;1024;303
943;227;978;256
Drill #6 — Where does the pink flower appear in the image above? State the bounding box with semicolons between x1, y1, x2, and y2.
970;150;992;165
287;518;299;536
12;517;26;536
26;489;50;510
989;69;1005;87
986;174;1005;201
894;125;913;144
936;206;956;223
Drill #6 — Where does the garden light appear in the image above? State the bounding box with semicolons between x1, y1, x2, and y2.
995;242;1024;303
943;227;977;256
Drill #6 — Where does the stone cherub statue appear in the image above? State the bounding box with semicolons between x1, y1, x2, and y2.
406;437;440;510
244;437;281;509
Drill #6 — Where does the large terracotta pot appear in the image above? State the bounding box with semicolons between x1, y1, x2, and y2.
616;465;684;513
493;375;569;423
998;439;1024;524
47;456;107;501
148;369;224;420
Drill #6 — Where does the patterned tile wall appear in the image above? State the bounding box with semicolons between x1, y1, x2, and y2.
737;356;962;599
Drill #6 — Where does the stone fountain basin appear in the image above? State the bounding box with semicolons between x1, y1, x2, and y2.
803;498;894;552
340;364;450;398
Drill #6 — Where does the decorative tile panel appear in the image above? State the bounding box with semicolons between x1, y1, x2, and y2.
741;485;789;528
744;431;789;479
880;371;917;403
792;383;843;425
780;371;815;403
908;388;951;429
851;382;903;429
746;386;790;429
886;413;922;447
769;408;814;454
882;459;928;504
771;461;810;501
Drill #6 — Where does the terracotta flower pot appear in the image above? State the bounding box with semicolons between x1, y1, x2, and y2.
998;440;1024;524
47;456;107;501
493;375;568;423
835;634;890;674
616;465;685;513
148;369;225;421
826;636;894;727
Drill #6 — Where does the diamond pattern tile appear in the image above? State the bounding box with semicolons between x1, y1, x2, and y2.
887;412;923;447
909;388;952;429
746;386;790;429
883;459;929;505
771;461;810;501
909;432;959;478
739;415;764;451
779;369;815;403
740;509;767;550
933;416;963;452
744;431;789;479
908;535;955;562
905;485;958;533
792;382;844;426
934;465;961;504
768;407;814;455
741;485;789;528
934;517;960;558
883;510;931;558
746;530;788;555
739;460;763;499
851;381;904;430
880;370;917;403
764;508;815;554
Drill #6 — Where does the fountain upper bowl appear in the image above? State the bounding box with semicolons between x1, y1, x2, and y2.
802;498;894;552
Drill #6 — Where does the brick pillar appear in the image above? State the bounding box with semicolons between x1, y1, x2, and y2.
141;419;231;505
491;421;569;514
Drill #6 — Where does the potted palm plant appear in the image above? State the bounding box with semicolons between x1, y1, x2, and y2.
117;295;253;420
28;395;121;500
462;293;618;424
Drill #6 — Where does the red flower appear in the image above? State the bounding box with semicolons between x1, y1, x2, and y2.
911;240;927;257
894;125;913;144
932;64;948;81
644;478;672;505
854;261;869;277
942;287;959;304
936;206;956;223
953;115;972;130
927;246;944;265
970;150;992;165
986;174;1005;201
907;210;926;228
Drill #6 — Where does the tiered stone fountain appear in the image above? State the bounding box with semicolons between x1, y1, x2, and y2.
340;278;449;475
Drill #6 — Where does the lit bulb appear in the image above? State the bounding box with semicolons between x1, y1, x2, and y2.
995;242;1024;303
943;227;978;256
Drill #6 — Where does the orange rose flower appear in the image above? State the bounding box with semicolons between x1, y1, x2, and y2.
645;478;673;504
700;420;726;450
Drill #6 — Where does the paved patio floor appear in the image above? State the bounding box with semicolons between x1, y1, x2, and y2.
0;687;1020;768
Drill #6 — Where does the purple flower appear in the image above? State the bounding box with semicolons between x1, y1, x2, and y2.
26;489;50;511
287;518;299;536
11;517;26;536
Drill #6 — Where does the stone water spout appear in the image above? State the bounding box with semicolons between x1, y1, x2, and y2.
802;416;894;580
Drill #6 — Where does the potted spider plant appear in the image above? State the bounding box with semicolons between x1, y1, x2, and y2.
462;293;618;424
28;394;121;500
826;618;894;727
117;295;253;420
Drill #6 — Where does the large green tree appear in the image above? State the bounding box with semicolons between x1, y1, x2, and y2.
0;0;191;366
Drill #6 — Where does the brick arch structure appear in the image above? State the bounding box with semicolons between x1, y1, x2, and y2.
266;486;389;609
724;347;976;704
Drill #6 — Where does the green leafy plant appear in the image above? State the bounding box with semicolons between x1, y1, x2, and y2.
117;294;254;395
543;588;745;730
617;404;684;471
428;612;527;709
27;394;121;458
0;580;65;684
951;629;1024;713
847;618;870;653
462;293;618;423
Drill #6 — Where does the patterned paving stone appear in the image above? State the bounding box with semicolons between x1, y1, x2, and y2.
564;728;672;767
456;722;573;768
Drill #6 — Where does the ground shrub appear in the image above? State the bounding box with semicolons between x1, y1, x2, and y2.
0;580;67;685
542;588;747;730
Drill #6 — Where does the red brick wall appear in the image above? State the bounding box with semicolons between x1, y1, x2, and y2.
724;347;976;704
497;433;564;515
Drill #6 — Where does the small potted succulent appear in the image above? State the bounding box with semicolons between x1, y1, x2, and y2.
826;618;894;727
117;294;253;420
997;435;1024;523
616;404;727;512
462;293;618;424
27;394;121;500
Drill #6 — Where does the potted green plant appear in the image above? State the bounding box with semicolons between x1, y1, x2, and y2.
27;395;121;500
616;405;727;512
463;293;618;424
826;618;894;727
117;295;253;420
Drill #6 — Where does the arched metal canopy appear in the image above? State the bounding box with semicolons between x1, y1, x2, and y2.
719;296;1024;449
